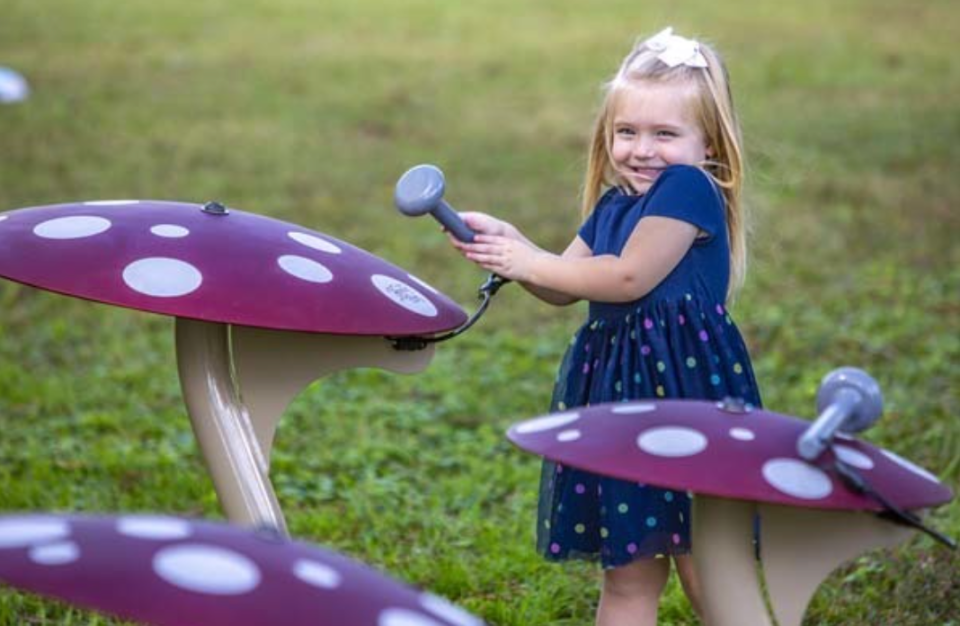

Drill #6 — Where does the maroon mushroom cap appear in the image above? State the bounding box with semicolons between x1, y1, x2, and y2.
0;201;467;336
0;514;484;626
507;400;954;511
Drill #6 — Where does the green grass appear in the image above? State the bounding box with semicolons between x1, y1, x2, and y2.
1;0;958;624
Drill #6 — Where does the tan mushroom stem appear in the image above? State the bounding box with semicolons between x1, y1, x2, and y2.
758;502;913;626
175;318;434;534
692;496;915;626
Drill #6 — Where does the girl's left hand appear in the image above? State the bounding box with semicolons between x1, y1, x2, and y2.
461;234;539;282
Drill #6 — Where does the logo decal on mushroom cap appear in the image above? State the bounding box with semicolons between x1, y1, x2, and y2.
371;275;438;318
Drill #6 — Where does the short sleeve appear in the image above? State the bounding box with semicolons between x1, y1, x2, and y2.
643;165;724;240
578;207;599;249
578;187;622;250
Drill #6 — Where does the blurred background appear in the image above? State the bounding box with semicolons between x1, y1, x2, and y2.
1;0;957;623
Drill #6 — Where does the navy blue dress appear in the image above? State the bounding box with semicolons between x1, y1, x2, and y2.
536;165;762;568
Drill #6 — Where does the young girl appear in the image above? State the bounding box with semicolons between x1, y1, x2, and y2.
452;28;762;625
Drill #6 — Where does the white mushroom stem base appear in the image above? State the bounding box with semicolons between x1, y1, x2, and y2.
692;495;915;626
175;318;434;534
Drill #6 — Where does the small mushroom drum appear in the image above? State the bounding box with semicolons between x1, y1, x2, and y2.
0;514;484;626
507;399;953;511
508;399;954;626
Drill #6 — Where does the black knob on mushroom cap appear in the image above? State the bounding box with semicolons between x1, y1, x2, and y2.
202;201;229;216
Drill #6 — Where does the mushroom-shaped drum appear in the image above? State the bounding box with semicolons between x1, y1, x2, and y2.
507;400;954;626
507;399;952;511
0;513;484;626
0;200;468;532
0;200;465;335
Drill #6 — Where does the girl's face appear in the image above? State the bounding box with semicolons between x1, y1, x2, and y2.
609;80;711;195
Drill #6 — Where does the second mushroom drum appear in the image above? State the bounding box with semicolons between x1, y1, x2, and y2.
0;199;468;532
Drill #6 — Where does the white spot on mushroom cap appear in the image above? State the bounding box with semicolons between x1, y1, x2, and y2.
557;429;581;442
834;445;874;470
153;544;261;595
880;449;941;484
83;200;140;206
611;403;657;415
762;458;833;500
117;516;192;540
729;427;755;441
123;258;203;297
288;231;342;254
371;274;438;318
378;608;447;626
514;412;580;434
407;274;439;295
0;517;70;548
637;427;708;458
293;559;342;589
278;255;334;284
150;224;190;238
421;593;485;626
30;541;80;566
34;216;111;240
0;215;8;223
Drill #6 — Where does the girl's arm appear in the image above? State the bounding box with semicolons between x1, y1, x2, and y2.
518;236;592;306
461;216;699;303
450;212;589;306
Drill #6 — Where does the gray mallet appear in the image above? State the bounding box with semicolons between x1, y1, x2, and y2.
797;367;883;461
394;164;476;243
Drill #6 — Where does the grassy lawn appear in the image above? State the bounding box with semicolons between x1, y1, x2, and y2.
1;0;957;624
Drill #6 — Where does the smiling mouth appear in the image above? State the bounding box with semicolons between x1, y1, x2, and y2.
624;165;665;180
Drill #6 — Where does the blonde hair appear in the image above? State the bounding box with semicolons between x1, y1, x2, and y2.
581;31;748;300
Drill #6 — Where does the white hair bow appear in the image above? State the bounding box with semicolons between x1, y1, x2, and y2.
646;27;708;68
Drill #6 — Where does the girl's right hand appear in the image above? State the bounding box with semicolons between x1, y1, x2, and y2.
459;212;513;238
446;212;517;252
